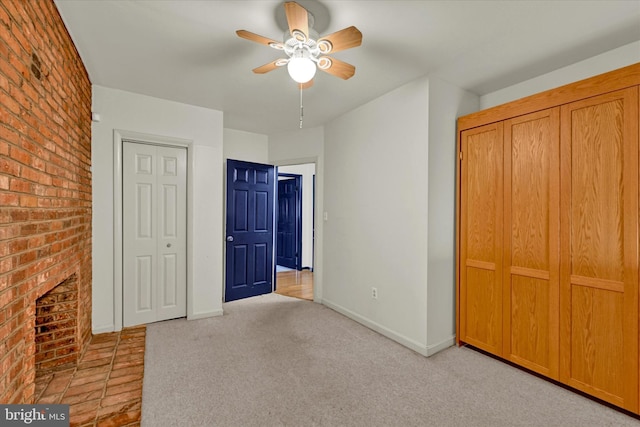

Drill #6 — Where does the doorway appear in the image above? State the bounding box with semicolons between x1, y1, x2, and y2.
224;160;316;302
275;163;316;301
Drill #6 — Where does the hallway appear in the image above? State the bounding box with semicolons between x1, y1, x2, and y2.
275;269;313;301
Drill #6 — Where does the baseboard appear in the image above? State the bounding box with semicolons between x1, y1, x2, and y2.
426;335;456;356
322;299;429;357
94;310;224;333
188;308;224;320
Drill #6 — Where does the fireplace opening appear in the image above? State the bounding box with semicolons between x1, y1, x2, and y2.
35;274;80;374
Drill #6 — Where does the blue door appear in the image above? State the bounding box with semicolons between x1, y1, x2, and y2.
225;159;275;302
277;175;302;270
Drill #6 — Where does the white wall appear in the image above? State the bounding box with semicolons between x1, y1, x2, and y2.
426;76;479;353
92;85;224;333
223;128;268;163
323;78;431;354
322;76;478;356
278;163;316;269
481;41;640;109
269;126;324;301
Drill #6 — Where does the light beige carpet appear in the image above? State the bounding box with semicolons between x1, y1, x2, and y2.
141;293;639;426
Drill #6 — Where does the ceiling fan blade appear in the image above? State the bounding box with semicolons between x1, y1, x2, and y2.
252;60;283;74
317;26;362;54
299;80;314;90
319;57;356;80
284;2;309;39
236;30;283;49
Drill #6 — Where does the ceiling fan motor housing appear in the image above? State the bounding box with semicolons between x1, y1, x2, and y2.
284;28;320;55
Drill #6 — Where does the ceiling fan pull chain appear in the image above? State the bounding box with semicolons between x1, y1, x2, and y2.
299;85;304;128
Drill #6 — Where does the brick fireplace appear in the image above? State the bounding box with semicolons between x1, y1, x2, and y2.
0;0;92;403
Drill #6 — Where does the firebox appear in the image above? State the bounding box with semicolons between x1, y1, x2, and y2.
34;274;80;373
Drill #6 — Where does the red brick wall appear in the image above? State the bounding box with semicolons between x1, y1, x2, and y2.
0;0;92;403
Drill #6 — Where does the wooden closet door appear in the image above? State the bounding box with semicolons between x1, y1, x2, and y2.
559;87;639;411
503;108;560;379
459;123;504;355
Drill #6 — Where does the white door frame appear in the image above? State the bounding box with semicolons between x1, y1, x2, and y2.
113;129;194;331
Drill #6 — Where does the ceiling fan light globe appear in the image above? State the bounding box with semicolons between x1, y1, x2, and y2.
287;57;316;83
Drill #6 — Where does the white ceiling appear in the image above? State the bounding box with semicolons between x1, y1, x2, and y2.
54;0;640;135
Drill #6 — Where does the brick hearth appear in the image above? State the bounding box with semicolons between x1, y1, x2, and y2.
35;326;146;427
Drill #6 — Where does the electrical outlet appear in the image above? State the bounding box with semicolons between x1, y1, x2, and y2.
372;287;378;299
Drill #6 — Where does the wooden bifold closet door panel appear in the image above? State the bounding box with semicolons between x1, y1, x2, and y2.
457;64;640;415
459;123;504;355
503;108;560;379
559;87;639;412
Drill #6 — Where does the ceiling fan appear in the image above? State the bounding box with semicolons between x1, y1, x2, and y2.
236;1;362;88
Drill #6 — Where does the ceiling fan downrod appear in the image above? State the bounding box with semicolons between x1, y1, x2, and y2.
299;86;304;129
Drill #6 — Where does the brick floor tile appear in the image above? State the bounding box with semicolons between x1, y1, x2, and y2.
74;365;111;377
96;409;141;427
69;371;109;387
69;398;101;417
65;380;106;397
63;389;104;405
105;380;142;397
35;375;53;400
111;359;144;371
90;333;119;343
82;349;116;362
37;393;62;404
77;358;112;370
109;365;144;379
115;345;145;355
69;408;97;426
118;339;145;348
43;372;74;395
120;328;145;337
99;390;142;408
116;336;144;344
96;401;141;419
113;347;144;363
35;372;53;384
113;353;144;365
106;373;143;388
120;332;145;339
85;341;117;351
114;350;144;359
118;337;144;344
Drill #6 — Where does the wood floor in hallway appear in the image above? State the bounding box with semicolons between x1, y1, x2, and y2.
275;269;313;301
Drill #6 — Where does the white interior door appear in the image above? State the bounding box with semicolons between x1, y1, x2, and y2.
123;141;187;327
